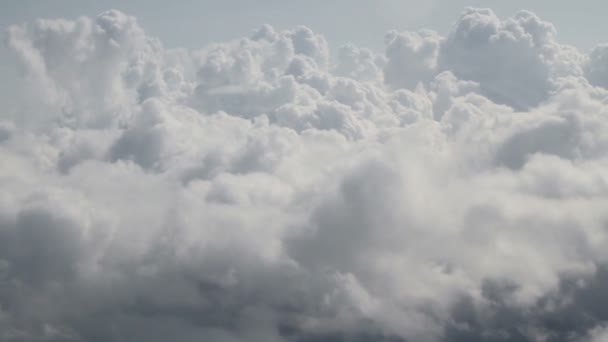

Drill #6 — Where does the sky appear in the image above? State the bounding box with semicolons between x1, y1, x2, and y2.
2;1;608;341
1;0;606;50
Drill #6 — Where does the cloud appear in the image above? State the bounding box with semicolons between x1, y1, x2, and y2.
586;44;608;89
2;6;608;342
438;8;584;110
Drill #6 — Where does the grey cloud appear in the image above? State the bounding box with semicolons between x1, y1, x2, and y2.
2;6;608;342
586;45;608;89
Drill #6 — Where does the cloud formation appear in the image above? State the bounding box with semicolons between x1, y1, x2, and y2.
2;7;608;342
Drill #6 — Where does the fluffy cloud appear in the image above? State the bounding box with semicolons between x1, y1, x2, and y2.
2;6;608;342
438;8;585;110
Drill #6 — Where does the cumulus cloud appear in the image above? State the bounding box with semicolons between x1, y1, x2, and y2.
2;6;608;342
586;45;608;89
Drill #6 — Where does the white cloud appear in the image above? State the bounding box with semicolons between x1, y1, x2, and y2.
2;6;608;341
438;8;584;110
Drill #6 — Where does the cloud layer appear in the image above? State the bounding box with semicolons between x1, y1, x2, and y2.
2;7;608;342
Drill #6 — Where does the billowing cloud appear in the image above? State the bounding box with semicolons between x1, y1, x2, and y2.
586;44;608;89
2;6;608;342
